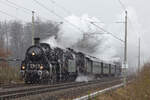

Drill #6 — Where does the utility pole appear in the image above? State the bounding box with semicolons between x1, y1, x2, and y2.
32;11;35;45
5;21;8;54
138;37;141;73
123;10;128;87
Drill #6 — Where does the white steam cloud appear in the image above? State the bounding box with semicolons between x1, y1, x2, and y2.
44;14;121;63
75;74;94;82
43;8;145;74
59;14;121;63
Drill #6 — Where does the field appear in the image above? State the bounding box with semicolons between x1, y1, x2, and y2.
96;63;150;100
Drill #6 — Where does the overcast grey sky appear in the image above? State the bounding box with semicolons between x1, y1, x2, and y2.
0;0;148;31
0;0;149;68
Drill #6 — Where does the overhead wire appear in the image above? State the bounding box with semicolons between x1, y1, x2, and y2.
0;9;31;23
0;0;129;43
117;0;142;55
33;0;84;33
6;0;32;13
45;0;124;42
48;0;71;15
86;0;127;43
91;22;124;42
0;1;38;23
4;0;50;21
117;0;140;36
0;9;17;19
0;0;18;9
0;0;31;22
117;0;126;11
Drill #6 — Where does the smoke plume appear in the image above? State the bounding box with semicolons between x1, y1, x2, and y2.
44;14;121;63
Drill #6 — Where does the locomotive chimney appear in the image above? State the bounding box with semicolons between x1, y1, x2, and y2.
34;37;40;45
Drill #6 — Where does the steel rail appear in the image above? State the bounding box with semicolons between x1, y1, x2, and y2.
0;78;120;99
74;80;133;100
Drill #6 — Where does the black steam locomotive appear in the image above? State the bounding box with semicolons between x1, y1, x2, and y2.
20;38;121;83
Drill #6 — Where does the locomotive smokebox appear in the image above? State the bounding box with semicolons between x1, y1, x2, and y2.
34;37;40;45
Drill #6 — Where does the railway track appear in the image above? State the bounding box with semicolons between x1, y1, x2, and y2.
0;82;31;89
0;77;120;99
0;80;73;89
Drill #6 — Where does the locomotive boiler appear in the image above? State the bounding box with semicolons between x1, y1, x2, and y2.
20;38;121;84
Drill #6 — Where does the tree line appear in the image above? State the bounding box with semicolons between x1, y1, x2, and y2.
0;18;59;61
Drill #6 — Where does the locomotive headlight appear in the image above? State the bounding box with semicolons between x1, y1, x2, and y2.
32;52;35;56
22;66;25;70
40;66;43;70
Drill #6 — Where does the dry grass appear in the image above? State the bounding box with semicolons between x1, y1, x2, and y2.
96;63;150;100
0;66;21;83
0;43;21;83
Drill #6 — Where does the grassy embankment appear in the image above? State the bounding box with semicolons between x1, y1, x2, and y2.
96;63;150;100
0;47;21;83
0;64;21;83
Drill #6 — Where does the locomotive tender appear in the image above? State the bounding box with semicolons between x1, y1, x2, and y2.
20;38;121;83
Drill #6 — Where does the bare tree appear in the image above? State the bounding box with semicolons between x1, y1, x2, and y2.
9;21;23;59
34;18;60;39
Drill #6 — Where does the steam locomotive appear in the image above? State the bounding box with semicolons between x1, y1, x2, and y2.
20;38;121;83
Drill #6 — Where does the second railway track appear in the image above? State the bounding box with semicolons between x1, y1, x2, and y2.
0;77;120;99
